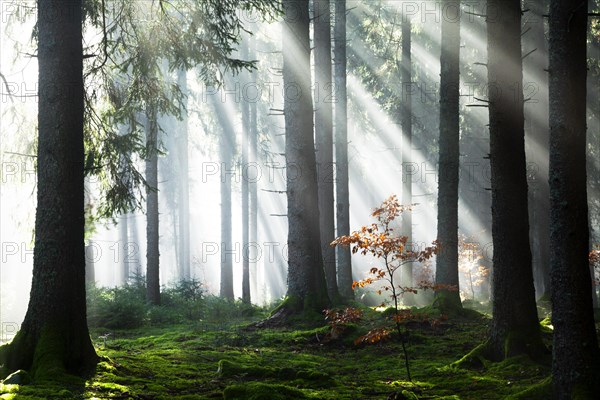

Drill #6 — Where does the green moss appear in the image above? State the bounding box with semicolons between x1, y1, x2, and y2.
507;377;551;399
223;382;307;399
452;343;488;370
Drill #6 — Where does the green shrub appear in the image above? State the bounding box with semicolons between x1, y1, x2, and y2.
87;284;146;329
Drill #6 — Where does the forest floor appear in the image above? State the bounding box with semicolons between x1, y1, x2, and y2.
1;300;588;400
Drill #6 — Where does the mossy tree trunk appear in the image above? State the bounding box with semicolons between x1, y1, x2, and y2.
0;0;98;378
434;0;463;314
548;0;600;397
485;0;545;360
146;107;161;305
314;0;340;301
333;0;353;300
280;0;330;315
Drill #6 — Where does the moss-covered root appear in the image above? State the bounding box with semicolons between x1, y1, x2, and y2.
0;324;98;381
223;382;307;399
257;295;327;328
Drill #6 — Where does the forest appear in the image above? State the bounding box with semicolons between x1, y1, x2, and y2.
0;0;599;399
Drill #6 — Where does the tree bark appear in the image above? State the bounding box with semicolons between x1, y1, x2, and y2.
146;108;161;305
249;36;259;304
334;0;353;300
279;0;329;315
0;0;98;378
549;0;600;397
434;0;463;313
314;0;340;301
485;0;544;360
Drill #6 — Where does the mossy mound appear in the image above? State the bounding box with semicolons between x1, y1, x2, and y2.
222;382;306;399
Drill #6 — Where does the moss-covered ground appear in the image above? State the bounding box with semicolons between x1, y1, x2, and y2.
3;301;587;400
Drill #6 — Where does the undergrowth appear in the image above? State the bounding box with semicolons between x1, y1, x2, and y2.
0;299;569;399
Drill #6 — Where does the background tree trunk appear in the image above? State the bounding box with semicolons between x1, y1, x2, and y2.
549;0;600;397
146;108;161;305
435;0;463;313
0;0;98;377
400;14;414;306
177;69;191;280
241;39;252;304
334;0;353;300
485;0;544;360
314;0;339;301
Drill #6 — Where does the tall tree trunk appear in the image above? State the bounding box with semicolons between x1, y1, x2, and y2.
314;0;340;301
549;0;600;397
434;0;463;313
210;91;235;301
334;0;353;300
400;13;414;305
146;108;161;305
249;36;259;304
524;0;551;300
0;0;98;377
277;0;329;315
241;39;251;304
485;0;544;360
177;69;191;280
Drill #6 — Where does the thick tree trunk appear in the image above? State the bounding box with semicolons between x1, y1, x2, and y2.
434;0;463;313
146;108;161;305
314;0;340;301
549;1;600;397
0;0;98;378
400;15;414;306
177;69;191;280
334;0;353;300
485;0;544;360
279;0;329;315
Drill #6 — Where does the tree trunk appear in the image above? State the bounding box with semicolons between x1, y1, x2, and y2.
400;14;414;306
485;0;544;360
241;39;251;304
314;0;340;301
549;0;600;397
177;69;191;280
0;0;98;378
334;0;353;300
146;108;161;305
120;214;129;285
210;91;235;301
434;0;463;314
249;36;259;304
524;0;551;300
278;0;329;315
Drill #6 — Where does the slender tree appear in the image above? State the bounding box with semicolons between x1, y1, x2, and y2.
399;11;414;305
241;39;252;304
434;0;463;313
177;69;191;280
210;89;235;301
334;0;353;299
549;0;600;397
0;0;98;376
484;0;544;360
274;0;330;317
314;0;340;300
145;107;161;305
249;36;259;303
